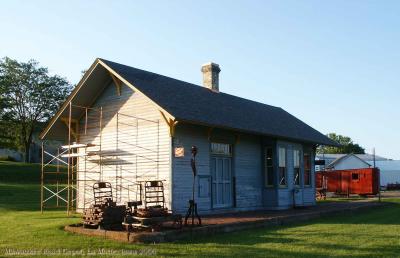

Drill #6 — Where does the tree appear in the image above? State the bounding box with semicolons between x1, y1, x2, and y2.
0;57;71;162
317;133;365;154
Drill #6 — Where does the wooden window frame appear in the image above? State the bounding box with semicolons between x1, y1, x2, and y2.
303;152;312;187
210;142;232;157
293;149;301;187
264;146;274;187
278;146;287;187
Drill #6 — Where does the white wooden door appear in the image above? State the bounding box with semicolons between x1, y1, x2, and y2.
211;157;232;208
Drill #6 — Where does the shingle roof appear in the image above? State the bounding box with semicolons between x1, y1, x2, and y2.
100;59;338;146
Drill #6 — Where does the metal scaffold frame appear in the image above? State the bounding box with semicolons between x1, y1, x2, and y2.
41;102;160;215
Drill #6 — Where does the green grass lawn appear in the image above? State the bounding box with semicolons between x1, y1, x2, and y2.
0;161;399;257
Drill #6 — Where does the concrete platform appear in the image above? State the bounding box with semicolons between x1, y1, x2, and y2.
65;201;389;243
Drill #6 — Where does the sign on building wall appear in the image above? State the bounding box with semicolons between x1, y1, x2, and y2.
174;147;184;157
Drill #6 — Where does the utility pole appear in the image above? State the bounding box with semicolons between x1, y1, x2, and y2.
374;148;381;202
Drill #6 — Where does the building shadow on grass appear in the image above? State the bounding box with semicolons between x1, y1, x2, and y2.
168;223;400;257
0;184;41;211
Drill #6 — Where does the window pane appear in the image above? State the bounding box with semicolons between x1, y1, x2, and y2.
303;153;311;186
265;147;274;186
304;170;310;185
294;168;300;185
211;143;232;155
278;147;286;167
293;150;300;167
279;167;286;185
304;154;310;169
267;167;274;186
266;148;273;166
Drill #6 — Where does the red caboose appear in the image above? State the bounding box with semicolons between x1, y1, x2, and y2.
316;168;380;195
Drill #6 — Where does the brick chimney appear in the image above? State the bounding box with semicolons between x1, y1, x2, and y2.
201;62;221;92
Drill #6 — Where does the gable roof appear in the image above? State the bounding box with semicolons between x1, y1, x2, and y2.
326;154;371;169
41;58;338;146
316;153;388;162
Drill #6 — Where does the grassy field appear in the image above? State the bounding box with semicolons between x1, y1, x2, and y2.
0;161;399;257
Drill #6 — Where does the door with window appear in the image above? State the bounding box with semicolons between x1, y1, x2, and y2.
293;149;304;206
210;143;233;208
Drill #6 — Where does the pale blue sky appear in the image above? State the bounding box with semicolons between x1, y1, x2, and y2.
1;0;399;159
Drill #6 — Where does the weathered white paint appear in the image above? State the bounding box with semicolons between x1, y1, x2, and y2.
76;82;171;210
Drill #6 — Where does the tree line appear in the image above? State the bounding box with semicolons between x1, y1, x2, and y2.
317;133;365;154
0;57;71;162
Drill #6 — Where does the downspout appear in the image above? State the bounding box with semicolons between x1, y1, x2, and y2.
169;133;174;212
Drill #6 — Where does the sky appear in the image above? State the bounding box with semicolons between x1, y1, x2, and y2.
0;0;399;159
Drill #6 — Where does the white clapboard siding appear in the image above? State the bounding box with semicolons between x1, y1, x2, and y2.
76;82;171;211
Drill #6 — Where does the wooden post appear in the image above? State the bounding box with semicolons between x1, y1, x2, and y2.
40;141;44;213
116;112;118;202
85;107;88;135
373;148;381;202
99;106;103;181
71;149;74;210
84;146;87;210
57;148;59;207
67;102;72;215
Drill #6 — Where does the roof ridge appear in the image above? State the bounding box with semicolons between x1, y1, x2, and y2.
97;58;339;146
98;58;283;110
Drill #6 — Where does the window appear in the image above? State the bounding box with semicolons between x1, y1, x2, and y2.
352;173;359;181
278;147;286;186
304;153;311;186
293;149;300;186
264;147;274;186
211;143;232;156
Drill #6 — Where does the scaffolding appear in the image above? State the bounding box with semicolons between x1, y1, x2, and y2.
41;102;160;215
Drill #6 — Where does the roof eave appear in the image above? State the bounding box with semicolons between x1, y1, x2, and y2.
39;59;102;139
176;118;337;147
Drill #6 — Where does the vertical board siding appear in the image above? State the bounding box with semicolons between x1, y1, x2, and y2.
76;82;171;210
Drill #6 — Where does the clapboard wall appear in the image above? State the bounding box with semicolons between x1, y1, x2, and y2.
171;123;264;214
76;81;171;210
172;124;316;214
74;80;316;212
